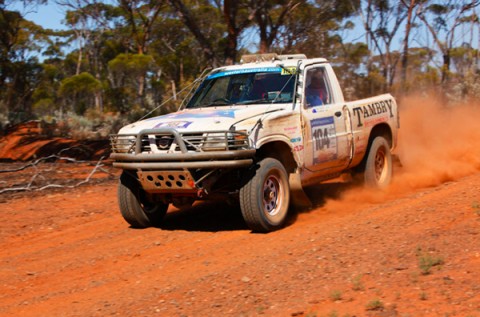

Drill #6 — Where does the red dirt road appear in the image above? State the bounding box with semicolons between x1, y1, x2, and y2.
1;172;480;317
1;96;480;316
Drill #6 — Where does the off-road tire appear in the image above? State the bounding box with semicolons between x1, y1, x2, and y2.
363;136;392;189
118;171;168;228
240;158;290;232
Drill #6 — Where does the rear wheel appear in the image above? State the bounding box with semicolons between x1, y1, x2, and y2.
363;136;392;189
118;171;168;228
240;158;290;232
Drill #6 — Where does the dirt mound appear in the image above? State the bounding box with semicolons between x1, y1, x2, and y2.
0;121;110;161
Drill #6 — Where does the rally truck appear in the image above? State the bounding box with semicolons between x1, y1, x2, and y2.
110;53;399;232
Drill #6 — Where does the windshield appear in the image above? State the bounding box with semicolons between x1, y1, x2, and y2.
186;67;296;108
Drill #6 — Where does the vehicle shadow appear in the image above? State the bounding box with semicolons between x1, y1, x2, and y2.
303;181;356;209
160;200;249;232
158;180;355;232
285;180;355;226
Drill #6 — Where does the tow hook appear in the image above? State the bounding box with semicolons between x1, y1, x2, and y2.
197;188;208;198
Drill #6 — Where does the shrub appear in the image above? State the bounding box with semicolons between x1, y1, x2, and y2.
365;299;384;311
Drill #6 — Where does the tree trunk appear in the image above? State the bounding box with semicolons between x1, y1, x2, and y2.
167;0;219;67
179;59;184;84
76;46;82;75
442;52;450;84
137;75;145;106
94;90;103;113
256;11;269;53
223;0;237;65
401;0;415;91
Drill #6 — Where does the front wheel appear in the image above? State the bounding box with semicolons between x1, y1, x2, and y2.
118;171;168;228
240;158;290;232
363;136;392;189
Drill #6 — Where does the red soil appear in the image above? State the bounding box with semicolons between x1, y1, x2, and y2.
1;96;480;316
0;121;109;161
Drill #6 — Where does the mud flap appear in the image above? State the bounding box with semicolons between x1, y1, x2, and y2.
392;154;402;168
289;173;312;209
392;154;403;174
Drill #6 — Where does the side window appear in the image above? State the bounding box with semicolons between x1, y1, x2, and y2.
304;67;331;107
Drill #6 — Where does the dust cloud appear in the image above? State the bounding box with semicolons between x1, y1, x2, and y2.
394;95;480;188
323;95;480;210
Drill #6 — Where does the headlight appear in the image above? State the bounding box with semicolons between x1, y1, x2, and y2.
202;132;228;151
201;130;249;151
228;130;249;149
111;135;136;153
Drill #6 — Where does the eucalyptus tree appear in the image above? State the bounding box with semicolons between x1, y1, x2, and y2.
275;0;359;57
416;0;480;83
0;2;50;122
167;0;222;66
220;0;257;65
400;0;422;90
59;71;101;114
356;0;408;91
167;0;254;66
253;0;304;53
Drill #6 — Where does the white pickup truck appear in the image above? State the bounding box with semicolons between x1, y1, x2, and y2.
110;54;399;232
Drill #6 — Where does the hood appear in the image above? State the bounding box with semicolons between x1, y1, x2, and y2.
118;105;287;134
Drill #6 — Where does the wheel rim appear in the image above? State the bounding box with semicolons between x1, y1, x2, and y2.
374;147;388;183
263;173;283;216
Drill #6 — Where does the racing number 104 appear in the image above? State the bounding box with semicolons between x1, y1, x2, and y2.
313;127;330;150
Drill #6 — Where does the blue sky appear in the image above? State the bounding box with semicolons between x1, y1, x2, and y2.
12;2;66;31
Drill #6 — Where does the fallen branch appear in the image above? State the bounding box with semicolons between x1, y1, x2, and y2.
37;156;106;191
0;155;87;174
0;155;114;195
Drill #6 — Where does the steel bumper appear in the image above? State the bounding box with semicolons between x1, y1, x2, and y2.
111;149;256;170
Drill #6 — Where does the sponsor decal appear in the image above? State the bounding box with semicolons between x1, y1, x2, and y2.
207;67;282;79
154;121;192;129
281;67;297;75
293;145;304;152
152;109;237;120
311;116;337;164
284;126;298;133
352;99;394;127
290;137;302;143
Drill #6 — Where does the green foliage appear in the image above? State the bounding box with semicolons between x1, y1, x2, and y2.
2;0;480;131
60;72;101;96
417;251;444;275
50;109;127;139
365;299;384;311
108;53;156;76
428;4;450;15
59;73;101;115
351;274;364;291
33;98;56;116
329;290;342;301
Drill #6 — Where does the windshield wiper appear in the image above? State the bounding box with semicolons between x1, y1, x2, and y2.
236;99;270;105
197;98;232;107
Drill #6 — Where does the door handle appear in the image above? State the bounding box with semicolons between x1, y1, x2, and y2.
335;111;342;117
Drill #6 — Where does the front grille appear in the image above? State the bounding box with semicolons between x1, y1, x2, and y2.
111;130;250;154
